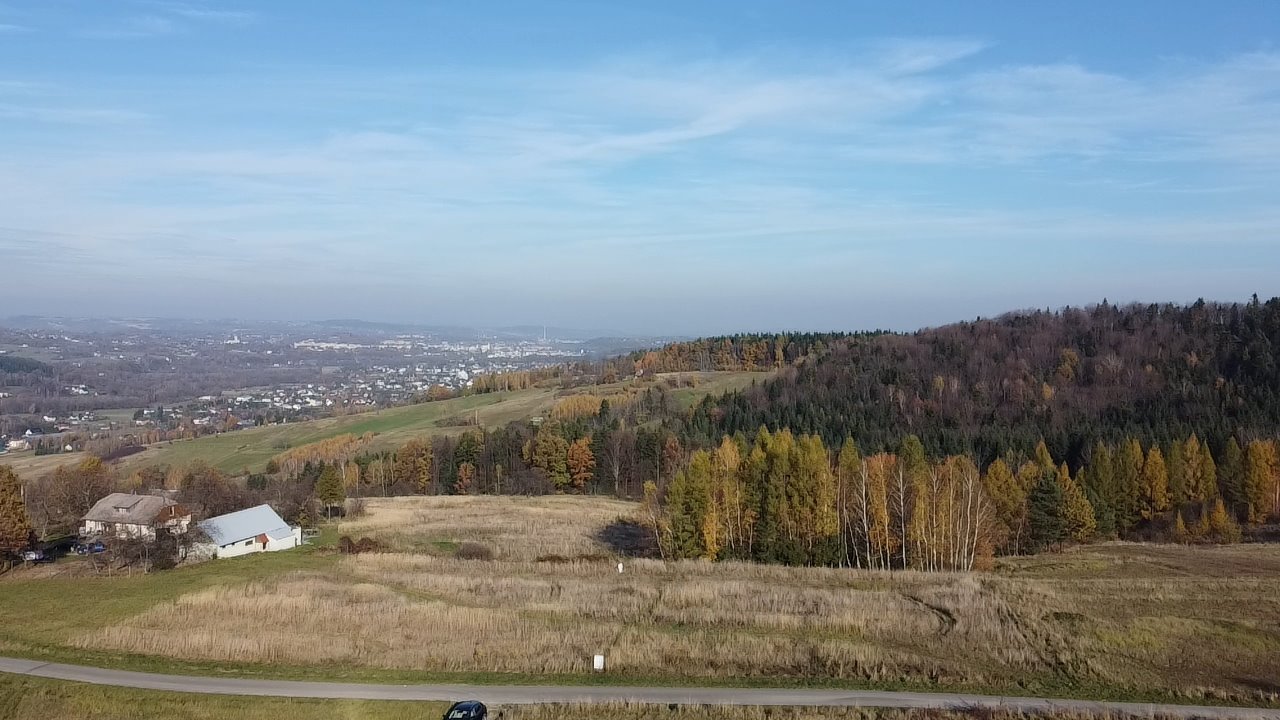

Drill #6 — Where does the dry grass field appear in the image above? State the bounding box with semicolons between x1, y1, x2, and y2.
340;495;639;559
0;449;90;479
43;495;1279;706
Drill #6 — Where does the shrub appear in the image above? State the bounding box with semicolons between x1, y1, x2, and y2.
455;541;494;561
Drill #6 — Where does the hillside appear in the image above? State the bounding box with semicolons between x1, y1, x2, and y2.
116;388;558;475
98;371;765;476
697;298;1280;467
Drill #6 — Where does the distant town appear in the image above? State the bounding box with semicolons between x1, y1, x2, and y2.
0;317;665;455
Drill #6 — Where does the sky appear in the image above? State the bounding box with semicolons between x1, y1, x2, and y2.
2;1;1279;335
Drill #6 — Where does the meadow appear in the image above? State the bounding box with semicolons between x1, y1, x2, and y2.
115;388;557;474
1;495;1276;708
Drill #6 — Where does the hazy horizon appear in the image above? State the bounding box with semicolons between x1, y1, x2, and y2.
3;291;1271;339
4;1;1279;335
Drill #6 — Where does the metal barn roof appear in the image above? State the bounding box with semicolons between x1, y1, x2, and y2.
198;504;293;546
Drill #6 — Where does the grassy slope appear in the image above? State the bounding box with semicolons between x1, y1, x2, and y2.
118;388;557;474
658;371;769;410
0;451;88;479
0;531;340;657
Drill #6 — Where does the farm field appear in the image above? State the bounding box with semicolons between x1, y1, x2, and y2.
1;495;1279;708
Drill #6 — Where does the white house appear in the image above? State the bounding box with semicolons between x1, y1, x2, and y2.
196;505;301;559
5;439;29;452
81;493;192;541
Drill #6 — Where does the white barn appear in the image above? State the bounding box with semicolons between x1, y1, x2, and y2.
196;505;301;559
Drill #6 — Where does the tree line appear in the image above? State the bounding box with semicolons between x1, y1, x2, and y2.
653;429;1265;570
696;298;1280;467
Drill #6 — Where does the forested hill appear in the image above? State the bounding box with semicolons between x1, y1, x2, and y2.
694;297;1280;468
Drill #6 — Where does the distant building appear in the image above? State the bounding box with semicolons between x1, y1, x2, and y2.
196;505;301;559
81;493;192;541
6;439;30;452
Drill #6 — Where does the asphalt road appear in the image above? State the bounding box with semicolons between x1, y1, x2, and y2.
1;656;1276;718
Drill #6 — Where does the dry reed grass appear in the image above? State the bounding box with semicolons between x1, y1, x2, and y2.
338;495;636;560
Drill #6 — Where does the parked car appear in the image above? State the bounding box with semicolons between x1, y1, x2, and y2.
20;549;53;564
442;700;487;720
73;540;106;555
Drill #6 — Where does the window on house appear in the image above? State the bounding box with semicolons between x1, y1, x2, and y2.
244;540;253;546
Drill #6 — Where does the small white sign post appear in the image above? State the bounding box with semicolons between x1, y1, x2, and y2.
593;654;606;672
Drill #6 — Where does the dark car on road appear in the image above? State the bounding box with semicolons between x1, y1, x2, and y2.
442;700;487;720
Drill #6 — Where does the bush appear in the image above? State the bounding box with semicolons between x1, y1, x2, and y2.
455;541;494;561
338;535;384;554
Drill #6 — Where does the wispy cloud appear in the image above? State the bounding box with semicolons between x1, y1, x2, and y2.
870;37;988;75
0;22;31;33
80;14;175;39
0;103;149;123
3;42;1279;328
142;1;256;24
78;3;254;39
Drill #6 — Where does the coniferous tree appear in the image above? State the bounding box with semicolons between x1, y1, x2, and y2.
1167;441;1188;507
1140;446;1171;521
1114;439;1145;533
1078;466;1115;538
394;439;433;494
1244;440;1280;522
1058;463;1097;542
315;465;345;518
1033;440;1056;475
1181;434;1214;504
1207;498;1242;543
566;437;596;493
1026;470;1067;552
981;457;1025;554
1219;438;1246;508
0;466;33;561
532;425;571;490
1197;443;1217;503
1172;512;1189;544
1086;442;1117;536
663;451;713;559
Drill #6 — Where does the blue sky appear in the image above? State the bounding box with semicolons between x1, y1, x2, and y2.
2;1;1279;334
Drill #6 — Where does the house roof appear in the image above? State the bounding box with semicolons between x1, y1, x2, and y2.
82;493;183;526
198;504;293;546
